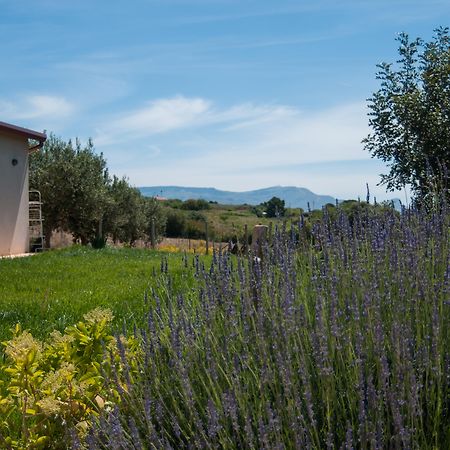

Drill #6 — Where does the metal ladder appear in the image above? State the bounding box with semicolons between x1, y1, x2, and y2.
29;190;44;252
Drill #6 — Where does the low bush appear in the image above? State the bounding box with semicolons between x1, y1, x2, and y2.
165;211;186;238
0;308;139;449
181;199;211;211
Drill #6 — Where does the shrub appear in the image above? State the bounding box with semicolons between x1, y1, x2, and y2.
184;218;205;239
164;199;184;209
165;211;186;238
0;308;139;449
181;199;211;211
91;235;107;249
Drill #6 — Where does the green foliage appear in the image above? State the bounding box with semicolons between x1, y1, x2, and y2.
262;196;286;217
102;176;147;245
90;235;108;249
144;197;167;242
162;206;215;240
333;199;394;221
163;199;184;209
160;202;281;241
185;217;207;239
363;27;450;205
251;205;265;217
30;136;166;247
181;198;211;211
29;135;109;247
165;210;186;237
0;309;138;449
1;206;448;447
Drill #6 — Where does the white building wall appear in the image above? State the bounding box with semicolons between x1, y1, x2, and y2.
0;132;29;256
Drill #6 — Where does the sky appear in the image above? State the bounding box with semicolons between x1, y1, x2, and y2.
1;0;449;201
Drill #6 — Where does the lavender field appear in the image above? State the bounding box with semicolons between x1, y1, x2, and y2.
83;202;449;449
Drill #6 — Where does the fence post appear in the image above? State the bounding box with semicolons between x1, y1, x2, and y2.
251;225;268;258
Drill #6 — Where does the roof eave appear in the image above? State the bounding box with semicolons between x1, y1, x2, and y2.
0;121;47;152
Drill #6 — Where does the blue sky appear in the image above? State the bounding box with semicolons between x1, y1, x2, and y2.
1;0;449;200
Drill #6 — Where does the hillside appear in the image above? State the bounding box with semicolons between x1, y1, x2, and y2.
139;185;336;210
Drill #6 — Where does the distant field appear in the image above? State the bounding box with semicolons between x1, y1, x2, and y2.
202;204;278;239
162;201;303;243
0;246;196;342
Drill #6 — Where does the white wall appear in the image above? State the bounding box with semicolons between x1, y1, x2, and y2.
0;132;29;255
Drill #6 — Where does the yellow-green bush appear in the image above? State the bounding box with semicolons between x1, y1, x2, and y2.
0;308;138;449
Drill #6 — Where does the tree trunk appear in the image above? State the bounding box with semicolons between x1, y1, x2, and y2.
44;224;52;249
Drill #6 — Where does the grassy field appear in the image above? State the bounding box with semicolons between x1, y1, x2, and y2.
0;246;195;342
202;203;287;239
162;200;303;242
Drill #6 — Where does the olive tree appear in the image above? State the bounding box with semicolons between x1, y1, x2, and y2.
29;134;109;247
102;176;148;246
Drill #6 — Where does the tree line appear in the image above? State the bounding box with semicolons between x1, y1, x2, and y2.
29;136;292;248
29;134;165;248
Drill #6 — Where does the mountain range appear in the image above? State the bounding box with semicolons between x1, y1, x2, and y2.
139;186;336;210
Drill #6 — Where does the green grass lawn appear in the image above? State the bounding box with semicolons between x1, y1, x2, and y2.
0;246;192;342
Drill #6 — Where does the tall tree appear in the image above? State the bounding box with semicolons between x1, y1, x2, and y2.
363;27;450;205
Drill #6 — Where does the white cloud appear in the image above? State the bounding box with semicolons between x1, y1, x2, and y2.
25;95;73;119
101;96;370;167
217;104;299;130
142;99;369;166
95;96;303;145
95;96;211;145
247;102;369;165
0;94;74;122
119;96;210;133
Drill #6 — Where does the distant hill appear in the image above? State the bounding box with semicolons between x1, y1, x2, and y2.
139;185;336;210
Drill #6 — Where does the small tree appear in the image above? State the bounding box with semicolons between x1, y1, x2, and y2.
263;197;286;218
363;27;450;205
